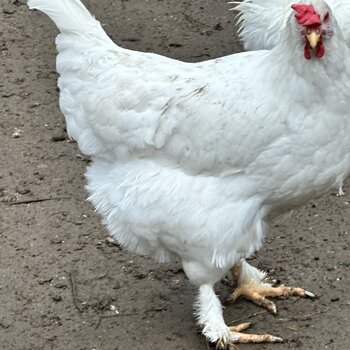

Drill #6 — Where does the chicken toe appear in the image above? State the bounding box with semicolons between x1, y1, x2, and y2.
230;329;284;344
215;323;283;349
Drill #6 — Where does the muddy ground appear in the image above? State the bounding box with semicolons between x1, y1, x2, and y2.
0;0;349;349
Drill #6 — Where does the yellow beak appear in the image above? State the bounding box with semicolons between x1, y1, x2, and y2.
306;32;321;49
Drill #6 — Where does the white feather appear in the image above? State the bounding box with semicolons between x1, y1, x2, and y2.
232;0;292;50
28;0;108;39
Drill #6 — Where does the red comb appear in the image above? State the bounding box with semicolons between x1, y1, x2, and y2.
291;4;321;26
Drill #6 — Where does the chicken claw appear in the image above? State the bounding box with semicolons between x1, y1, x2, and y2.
227;260;315;314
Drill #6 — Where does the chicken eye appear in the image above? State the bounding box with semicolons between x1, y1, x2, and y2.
305;27;320;35
324;12;330;22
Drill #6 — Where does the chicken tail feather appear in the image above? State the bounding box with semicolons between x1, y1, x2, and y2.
28;0;111;42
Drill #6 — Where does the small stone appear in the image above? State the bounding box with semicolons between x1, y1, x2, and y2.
105;237;121;247
12;128;22;138
29;102;40;108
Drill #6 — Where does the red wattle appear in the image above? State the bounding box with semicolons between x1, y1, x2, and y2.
316;41;325;58
304;42;312;60
303;39;325;60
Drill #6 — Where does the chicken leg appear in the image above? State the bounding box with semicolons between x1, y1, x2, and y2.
227;260;315;314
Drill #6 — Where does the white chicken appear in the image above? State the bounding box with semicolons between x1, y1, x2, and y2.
28;0;350;348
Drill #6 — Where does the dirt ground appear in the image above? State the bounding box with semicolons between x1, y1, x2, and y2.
1;0;349;349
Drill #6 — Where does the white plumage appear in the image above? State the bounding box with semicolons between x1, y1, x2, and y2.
28;0;350;347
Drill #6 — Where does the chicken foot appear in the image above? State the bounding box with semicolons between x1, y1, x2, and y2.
226;260;315;314
191;274;282;349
